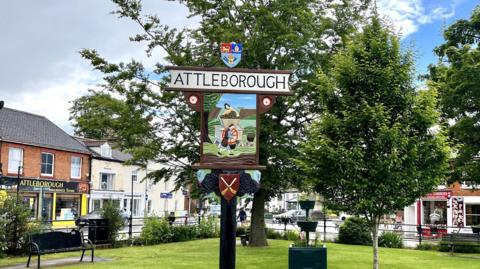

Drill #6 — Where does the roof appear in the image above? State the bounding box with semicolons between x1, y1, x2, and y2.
0;107;91;154
74;137;132;162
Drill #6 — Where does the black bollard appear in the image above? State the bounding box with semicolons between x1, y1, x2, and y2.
220;196;237;269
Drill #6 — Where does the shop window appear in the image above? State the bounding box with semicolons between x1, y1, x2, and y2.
100;173;115;190
71;156;82;179
41;194;53;221
466;204;480;226
21;195;38;219
132;199;141;216
422;200;447;225
41;152;54;176
56;195;80;220
92;199;101;212
8;147;23;173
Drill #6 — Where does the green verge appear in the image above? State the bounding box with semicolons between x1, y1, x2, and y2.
1;239;480;269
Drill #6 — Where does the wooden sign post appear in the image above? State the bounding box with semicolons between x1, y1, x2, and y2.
166;65;292;269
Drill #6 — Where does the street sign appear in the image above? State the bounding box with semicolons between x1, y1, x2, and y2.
160;192;173;199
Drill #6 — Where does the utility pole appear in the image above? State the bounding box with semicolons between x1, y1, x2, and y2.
129;172;134;243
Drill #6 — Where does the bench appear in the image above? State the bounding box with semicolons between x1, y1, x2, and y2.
27;230;94;268
441;232;480;253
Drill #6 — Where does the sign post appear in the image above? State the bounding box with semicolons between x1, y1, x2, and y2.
166;44;292;269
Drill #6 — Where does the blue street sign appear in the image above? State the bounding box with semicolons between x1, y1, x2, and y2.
160;192;173;199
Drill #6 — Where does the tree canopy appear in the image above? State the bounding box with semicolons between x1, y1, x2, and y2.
429;6;480;184
70;0;372;246
297;17;449;269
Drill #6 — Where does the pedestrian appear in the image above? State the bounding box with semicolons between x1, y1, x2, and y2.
238;208;247;225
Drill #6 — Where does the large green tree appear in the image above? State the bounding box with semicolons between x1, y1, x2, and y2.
70;0;372;246
429;6;480;184
297;18;449;269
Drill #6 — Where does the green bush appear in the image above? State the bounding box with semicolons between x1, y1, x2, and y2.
283;230;300;241
171;225;197;242
101;202;124;246
236;226;248;236
439;242;480;253
0;196;33;255
338;217;372;245
416;243;439;251
197;216;220;239
266;228;283;240
140;217;173;245
378;231;403;248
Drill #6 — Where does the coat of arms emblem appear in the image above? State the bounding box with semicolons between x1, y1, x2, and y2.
218;174;240;201
220;42;242;68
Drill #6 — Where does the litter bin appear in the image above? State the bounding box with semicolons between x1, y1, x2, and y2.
289;247;327;269
88;219;109;244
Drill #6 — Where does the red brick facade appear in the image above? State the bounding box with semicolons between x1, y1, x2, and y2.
0;141;90;182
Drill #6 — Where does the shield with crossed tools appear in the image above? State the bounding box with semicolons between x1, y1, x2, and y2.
218;174;240;202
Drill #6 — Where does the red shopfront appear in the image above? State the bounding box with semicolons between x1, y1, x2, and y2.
416;190;451;237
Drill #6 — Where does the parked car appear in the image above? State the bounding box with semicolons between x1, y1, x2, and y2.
75;209;130;227
273;210;306;224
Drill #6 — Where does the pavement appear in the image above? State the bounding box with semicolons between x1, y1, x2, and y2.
0;257;111;269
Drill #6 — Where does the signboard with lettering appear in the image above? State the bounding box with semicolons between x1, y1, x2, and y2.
0;177;89;193
160;192;173;199
166;66;292;170
166;67;291;95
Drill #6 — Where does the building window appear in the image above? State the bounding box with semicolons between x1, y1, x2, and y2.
422;200;447;225
8;147;23;173
147;200;152;214
466;204;480;226
41;152;54;176
132;170;138;182
100;173;115;190
132;199;141;216
100;143;112;158
71;156;82;179
55;195;80;221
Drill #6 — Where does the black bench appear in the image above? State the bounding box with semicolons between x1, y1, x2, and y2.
239;232;249;246
441;232;480;253
27;229;94;268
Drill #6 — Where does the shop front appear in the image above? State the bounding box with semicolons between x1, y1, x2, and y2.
416;190;451;237
0;177;89;228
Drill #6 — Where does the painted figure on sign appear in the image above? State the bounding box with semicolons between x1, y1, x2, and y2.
220;124;239;155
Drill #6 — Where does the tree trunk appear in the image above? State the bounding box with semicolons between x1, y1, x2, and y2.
372;221;380;269
202;111;212;143
249;189;268;247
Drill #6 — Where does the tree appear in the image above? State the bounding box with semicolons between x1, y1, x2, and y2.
70;0;372;246
297;18;449;269
429;6;480;184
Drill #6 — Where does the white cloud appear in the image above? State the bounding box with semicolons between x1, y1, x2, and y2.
377;0;456;37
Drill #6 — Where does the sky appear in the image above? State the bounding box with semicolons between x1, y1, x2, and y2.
0;0;478;134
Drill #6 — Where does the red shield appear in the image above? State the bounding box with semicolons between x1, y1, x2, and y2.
219;174;240;202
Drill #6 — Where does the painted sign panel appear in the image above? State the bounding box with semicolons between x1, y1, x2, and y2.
219;174;240;202
452;197;464;227
0;177;89;193
167;68;291;94
202;93;256;165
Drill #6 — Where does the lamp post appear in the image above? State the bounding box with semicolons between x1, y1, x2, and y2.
129;173;134;242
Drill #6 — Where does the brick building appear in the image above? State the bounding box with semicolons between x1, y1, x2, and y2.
0;107;91;227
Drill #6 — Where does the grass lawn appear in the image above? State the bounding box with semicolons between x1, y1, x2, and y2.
1;239;479;269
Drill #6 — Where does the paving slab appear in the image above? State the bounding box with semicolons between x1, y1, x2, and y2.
0;256;111;269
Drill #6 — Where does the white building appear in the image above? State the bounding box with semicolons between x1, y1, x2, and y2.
75;138;187;217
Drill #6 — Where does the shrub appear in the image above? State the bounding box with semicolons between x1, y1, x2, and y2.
378;231;403;248
439;242;480;253
197;216;220;239
416;243;439;251
171;225;197;242
284;230;300;241
0;196;32;255
101;202;124;246
140;217;172;245
236;226;248;236
266;228;283;240
338;216;372;245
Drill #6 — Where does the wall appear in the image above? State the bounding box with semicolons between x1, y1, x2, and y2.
1;141;90;182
